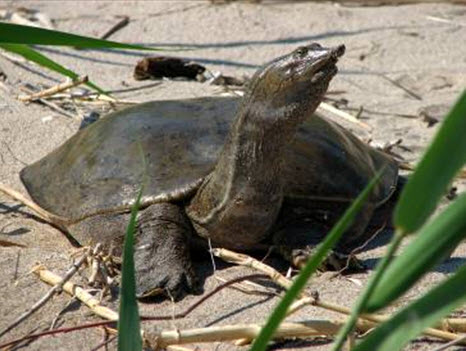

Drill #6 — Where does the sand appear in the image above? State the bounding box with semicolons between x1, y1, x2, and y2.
0;1;465;350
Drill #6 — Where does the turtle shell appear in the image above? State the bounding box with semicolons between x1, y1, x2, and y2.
20;96;398;222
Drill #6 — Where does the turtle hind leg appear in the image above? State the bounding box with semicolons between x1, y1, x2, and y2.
134;202;200;301
272;223;365;273
272;203;376;272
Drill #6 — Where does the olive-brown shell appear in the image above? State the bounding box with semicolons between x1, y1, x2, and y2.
21;96;398;221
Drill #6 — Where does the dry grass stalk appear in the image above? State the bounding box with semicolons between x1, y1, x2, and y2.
100;16;130;40
0;182;69;229
0;49;28;64
34;265;119;321
399;162;466;179
36;96;77;118
152;319;343;348
18;76;89;102
0;246;95;338
214;248;466;344
167;346;198;351
437;318;466;333
432;333;466;351
212;248;294;291
318;102;372;131
19;85;78;118
215;276;277;296
379;74;422;100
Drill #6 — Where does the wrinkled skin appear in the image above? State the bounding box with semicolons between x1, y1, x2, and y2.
20;44;399;300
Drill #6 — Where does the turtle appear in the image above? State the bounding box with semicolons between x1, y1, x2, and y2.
20;43;400;300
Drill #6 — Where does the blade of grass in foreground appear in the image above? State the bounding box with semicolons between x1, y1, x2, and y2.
354;264;466;351
366;192;466;312
117;188;143;351
0;43;105;94
249;171;383;351
394;90;466;233
0;22;158;51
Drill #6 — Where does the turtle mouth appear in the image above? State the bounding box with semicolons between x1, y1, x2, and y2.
309;44;345;80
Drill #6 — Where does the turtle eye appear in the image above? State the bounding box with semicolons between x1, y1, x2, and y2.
308;43;322;51
295;46;308;58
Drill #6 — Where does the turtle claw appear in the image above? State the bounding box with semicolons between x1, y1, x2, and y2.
135;260;199;300
288;247;366;273
319;251;366;273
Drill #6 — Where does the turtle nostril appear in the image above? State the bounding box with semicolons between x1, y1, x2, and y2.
335;45;346;57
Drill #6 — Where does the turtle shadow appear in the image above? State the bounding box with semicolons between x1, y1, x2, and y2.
358;224;465;274
270;338;333;350
204;294;274;327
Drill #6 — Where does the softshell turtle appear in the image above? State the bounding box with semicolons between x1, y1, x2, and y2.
20;43;399;299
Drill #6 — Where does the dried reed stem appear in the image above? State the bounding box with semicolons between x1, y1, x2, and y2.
318;102;372;130
153;319;342;348
18;76;89;102
33;266;119;321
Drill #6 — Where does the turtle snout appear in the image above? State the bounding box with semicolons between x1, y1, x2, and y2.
333;45;346;59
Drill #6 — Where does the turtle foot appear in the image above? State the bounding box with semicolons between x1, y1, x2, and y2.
134;202;200;301
135;254;200;300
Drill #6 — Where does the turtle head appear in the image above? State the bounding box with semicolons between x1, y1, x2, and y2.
246;43;345;123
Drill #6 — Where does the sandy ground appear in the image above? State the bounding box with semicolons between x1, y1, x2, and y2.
0;1;465;350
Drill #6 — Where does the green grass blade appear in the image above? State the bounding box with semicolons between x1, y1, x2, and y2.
249;171;383;351
394;90;466;233
354;264;466;351
0;43;106;94
0;22;158;51
117;189;143;351
365;192;466;312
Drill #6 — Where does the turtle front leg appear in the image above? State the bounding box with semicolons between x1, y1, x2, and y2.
134;202;199;300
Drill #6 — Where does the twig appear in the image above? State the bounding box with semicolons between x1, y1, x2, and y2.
0;246;95;338
18;76;89;102
437;318;466;333
317;102;372;131
0;320;118;349
90;335;117;351
38;97;77;118
167;346;198;351
100;16;130;40
379;74;422;101
13;250;21;281
0;274;267;349
34;264;119;321
19;85;79;119
215;276;277;297
0;49;28;64
0;239;26;248
339;105;418;119
426;15;466;27
212;248;294;292
432;333;466;351
50;297;79;330
399;162;466;179
0;182;69;229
